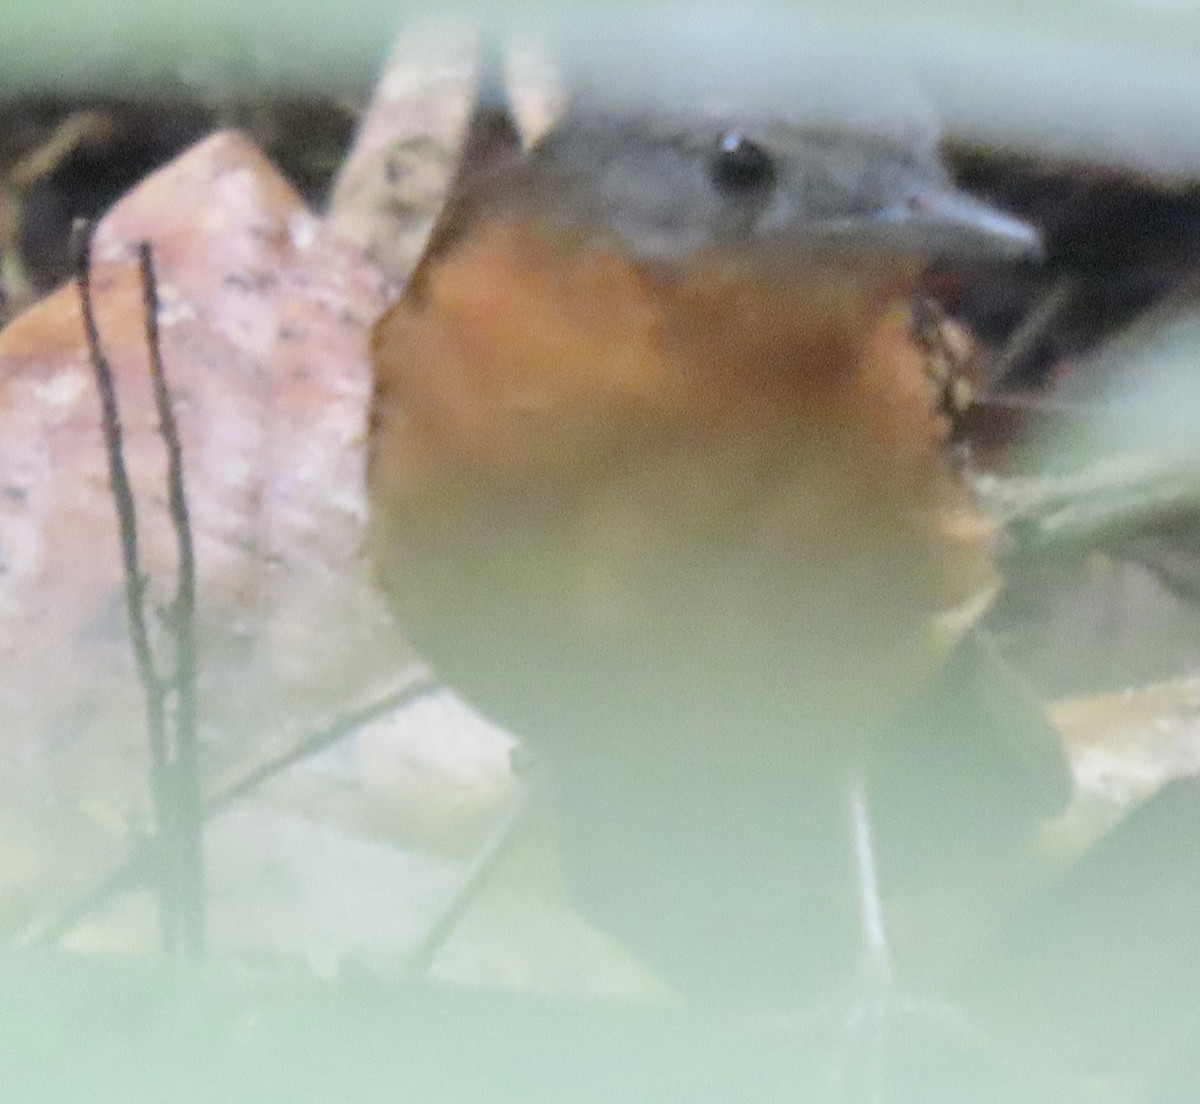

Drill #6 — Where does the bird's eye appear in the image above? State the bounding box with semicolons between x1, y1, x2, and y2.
709;132;776;195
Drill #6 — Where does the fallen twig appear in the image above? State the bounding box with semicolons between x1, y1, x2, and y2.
977;451;1200;563
19;673;435;949
403;761;541;976
990;275;1077;390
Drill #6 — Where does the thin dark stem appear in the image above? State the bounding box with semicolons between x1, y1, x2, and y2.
138;241;205;959
72;220;178;953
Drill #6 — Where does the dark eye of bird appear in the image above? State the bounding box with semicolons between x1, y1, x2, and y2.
709;132;776;195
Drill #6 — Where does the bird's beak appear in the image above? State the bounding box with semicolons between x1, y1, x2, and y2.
877;188;1044;262
804;188;1042;263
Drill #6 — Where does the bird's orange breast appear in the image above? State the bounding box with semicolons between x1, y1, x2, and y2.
368;215;998;769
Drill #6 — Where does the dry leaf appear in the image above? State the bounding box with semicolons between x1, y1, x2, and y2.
0;131;515;957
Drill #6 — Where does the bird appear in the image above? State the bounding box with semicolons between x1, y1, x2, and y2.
365;23;1072;1062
